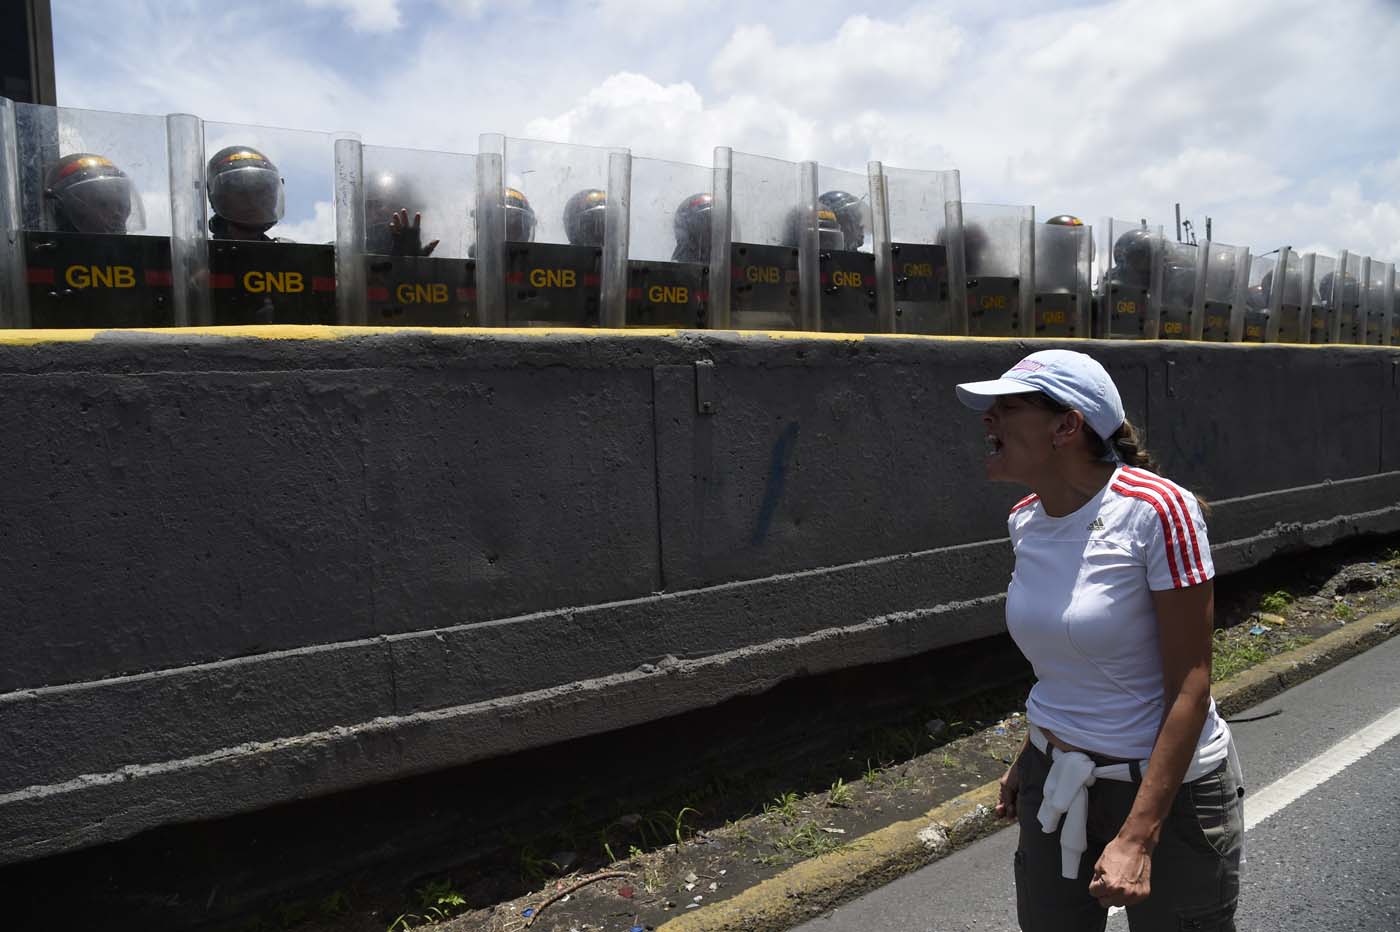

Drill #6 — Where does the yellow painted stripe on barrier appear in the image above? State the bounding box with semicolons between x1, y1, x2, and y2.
0;325;1390;348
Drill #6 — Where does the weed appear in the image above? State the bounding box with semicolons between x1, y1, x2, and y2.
318;890;350;918
827;777;854;808
1259;590;1293;614
628;844;645;860
671;806;699;846
1333;602;1355;620
772;821;843;859
940;750;957;769
862;760;882;784
764;791;801;823
518;846;561;884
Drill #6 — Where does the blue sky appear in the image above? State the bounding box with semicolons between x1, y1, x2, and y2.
49;0;1400;259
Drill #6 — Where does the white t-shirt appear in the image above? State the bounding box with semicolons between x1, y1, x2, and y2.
1006;465;1225;761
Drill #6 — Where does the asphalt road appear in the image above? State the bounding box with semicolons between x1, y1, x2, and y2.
794;632;1400;932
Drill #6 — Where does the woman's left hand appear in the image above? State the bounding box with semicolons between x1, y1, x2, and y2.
1088;836;1153;908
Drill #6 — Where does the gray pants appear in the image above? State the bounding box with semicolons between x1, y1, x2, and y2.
1014;741;1243;931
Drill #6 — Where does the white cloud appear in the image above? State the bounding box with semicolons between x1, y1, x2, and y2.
302;0;402;32
49;0;1400;264
272;199;337;244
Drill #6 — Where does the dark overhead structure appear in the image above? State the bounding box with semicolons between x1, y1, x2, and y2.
2;0;56;106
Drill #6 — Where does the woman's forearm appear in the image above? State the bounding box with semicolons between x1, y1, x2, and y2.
1119;669;1212;849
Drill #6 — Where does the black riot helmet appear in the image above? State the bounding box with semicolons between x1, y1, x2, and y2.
1317;270;1360;307
818;190;865;251
207;145;285;231
961;222;989;277
1045;214;1084;227
1246;269;1273;310
1111;228;1156;289
43;153;142;234
505;187;537;242
563;188;607;247
672;192;714;263
783;205;845;251
364;170;425;253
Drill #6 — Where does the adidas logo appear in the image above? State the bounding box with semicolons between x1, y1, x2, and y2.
1086;517;1106;531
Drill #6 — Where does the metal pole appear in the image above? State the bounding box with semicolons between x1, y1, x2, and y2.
165;112;211;327
708;146;733;330
0;98;30;328
796;160;820;332
332;136;366;325
599;150;630;329
868;162;896;333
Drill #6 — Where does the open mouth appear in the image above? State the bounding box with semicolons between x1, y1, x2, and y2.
985;433;1003;457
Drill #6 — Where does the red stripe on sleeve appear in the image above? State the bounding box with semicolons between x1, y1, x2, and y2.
1122;468;1208;581
1116;470;1197;585
1111;483;1184;588
1010;493;1039;513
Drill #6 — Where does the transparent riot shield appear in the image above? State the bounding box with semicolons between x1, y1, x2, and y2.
336;141;477;327
1332;252;1365;344
1263;248;1314;344
1033;218;1091;338
869;163;963;335
815;164;876;333
720;149;811;331
962;203;1034;337
612;153;712;329
202;121;342;324
6;102;175;328
1157;240;1201;340
1244;252;1275;342
1362;258;1394;346
1197;242;1250;342
477;135;623;328
1094;218;1163;340
1308;252;1361;344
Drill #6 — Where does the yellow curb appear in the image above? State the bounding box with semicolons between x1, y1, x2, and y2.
1213;604;1400;717
660;605;1400;932
659;783;1001;932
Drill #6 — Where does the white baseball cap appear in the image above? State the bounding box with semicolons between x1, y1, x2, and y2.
955;349;1125;441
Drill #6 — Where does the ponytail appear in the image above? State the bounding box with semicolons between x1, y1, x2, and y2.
1108;420;1156;472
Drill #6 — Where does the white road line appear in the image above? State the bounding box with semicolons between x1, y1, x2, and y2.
1107;704;1400;921
1243;704;1400;829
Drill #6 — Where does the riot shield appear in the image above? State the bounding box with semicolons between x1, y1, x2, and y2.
815;164;877;333
1157;240;1201;340
1331;252;1365;344
615;154;712;329
1362;258;1394;346
1244;252;1275;342
961;203;1033;337
722;149;809;331
202;121;340;325
7;101;174;328
1309;253;1352;344
1033;219;1091;338
1197;242;1249;342
869;163;962;335
1094;218;1163;340
337;142;477;327
1263;249;1314;344
478;135;622;328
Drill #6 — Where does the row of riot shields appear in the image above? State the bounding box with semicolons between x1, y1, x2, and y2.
1;97;1394;344
1093;218;1398;345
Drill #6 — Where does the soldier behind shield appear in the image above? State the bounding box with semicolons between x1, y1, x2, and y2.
207;145;286;242
563;188;607;248
365;171;440;257
43;153;145;235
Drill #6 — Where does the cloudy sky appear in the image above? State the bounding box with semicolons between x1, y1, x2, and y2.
51;0;1400;259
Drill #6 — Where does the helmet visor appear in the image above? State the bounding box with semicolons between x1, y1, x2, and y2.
209;166;286;227
56;174;145;234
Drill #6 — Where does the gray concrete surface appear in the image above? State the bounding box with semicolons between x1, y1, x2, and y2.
794;624;1400;932
1;329;1398;863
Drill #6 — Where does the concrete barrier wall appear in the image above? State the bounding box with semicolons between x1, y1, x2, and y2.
2;327;1398;864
